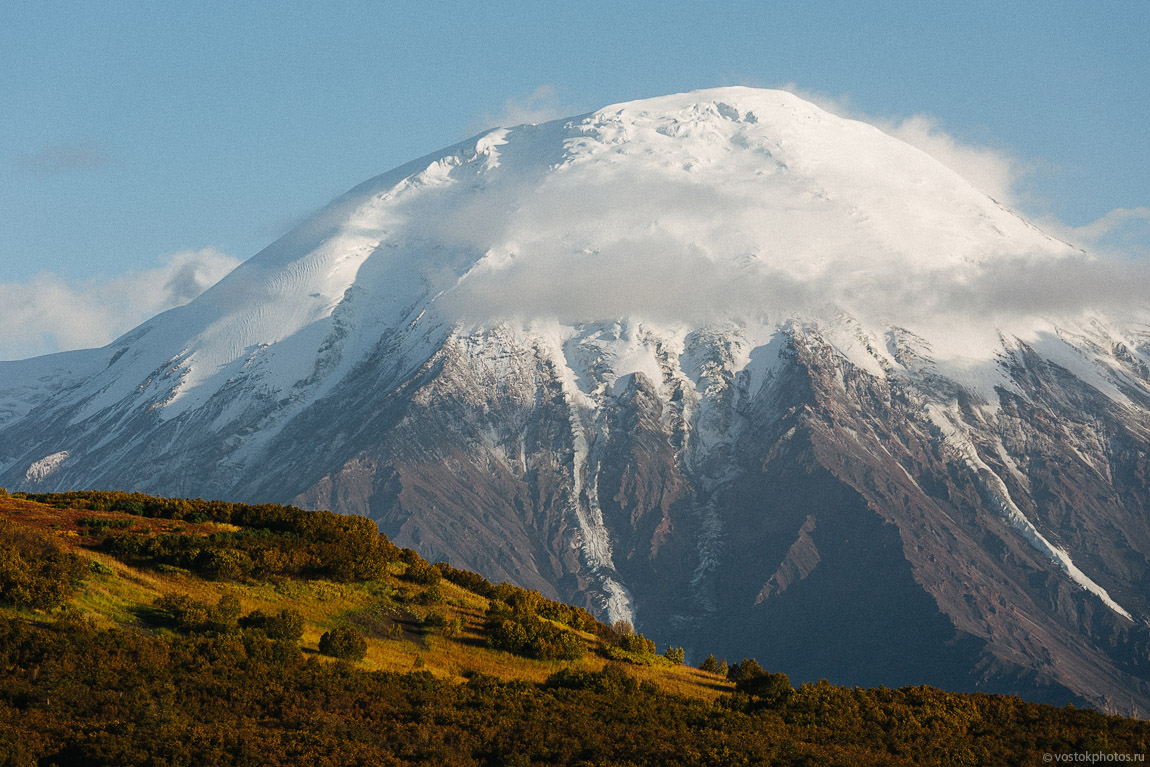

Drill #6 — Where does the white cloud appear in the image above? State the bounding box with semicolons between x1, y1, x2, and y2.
1040;207;1150;260
884;115;1024;206
0;248;240;360
478;85;565;130
14;142;115;174
446;241;1150;338
772;84;1150;299
778;84;1026;207
428;127;1150;348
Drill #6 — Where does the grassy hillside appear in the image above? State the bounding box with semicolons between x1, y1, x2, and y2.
1;489;1147;766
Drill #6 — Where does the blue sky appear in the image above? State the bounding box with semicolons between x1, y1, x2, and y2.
1;1;1148;359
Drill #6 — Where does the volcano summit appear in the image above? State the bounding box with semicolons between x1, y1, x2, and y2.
3;87;1149;713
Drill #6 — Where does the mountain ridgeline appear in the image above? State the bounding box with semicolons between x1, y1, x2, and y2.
1;87;1149;714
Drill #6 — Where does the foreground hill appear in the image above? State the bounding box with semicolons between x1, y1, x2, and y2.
1;490;1147;766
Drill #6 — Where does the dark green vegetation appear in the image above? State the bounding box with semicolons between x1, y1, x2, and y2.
39;490;396;582
1;490;1147;765
0;518;87;610
319;626;369;660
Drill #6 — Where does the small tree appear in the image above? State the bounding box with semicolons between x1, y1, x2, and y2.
194;548;253;581
700;653;720;673
727;657;765;683
266;608;304;641
402;558;441;586
737;671;793;705
664;646;685;664
319;627;367;661
604;619;634;643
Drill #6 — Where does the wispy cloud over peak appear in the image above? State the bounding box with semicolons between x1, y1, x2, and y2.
477;85;565;131
777;84;1026;207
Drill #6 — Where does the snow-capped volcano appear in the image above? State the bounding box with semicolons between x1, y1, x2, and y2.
3;87;1150;714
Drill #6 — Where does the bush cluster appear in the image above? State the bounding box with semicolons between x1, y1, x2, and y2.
153;593;306;647
723;658;792;703
319;627;368;661
1;610;1143;766
401;556;441;585
0;520;88;609
154;593;242;635
434;562;602;633
433;561;495;596
543;662;644;696
492;583;600;632
67;493;401;583
600;619;665;664
485;599;585;661
240;608;305;641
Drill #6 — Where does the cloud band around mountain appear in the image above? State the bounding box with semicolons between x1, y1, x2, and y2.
0;249;240;361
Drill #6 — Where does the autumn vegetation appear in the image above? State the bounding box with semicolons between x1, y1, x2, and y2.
0;489;1146;765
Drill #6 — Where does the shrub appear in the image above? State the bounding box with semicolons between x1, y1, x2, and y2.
737;671;793;705
423;611;463;638
241;608;304;642
155;593;240;635
194;548;254;581
319;627;367;661
727;657;764;683
402;558;441;586
415;583;443;604
422;610;449;630
486;605;585;661
0;520;88;609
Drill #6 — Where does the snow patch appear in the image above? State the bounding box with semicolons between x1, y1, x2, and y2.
532;322;635;624
25;451;69;483
926;404;1133;621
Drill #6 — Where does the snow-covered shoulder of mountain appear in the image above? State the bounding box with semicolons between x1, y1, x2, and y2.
0;347;109;428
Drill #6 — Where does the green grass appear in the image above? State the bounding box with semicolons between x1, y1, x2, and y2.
1;492;728;700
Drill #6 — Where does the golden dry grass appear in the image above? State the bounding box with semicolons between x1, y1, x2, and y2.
1;494;735;700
